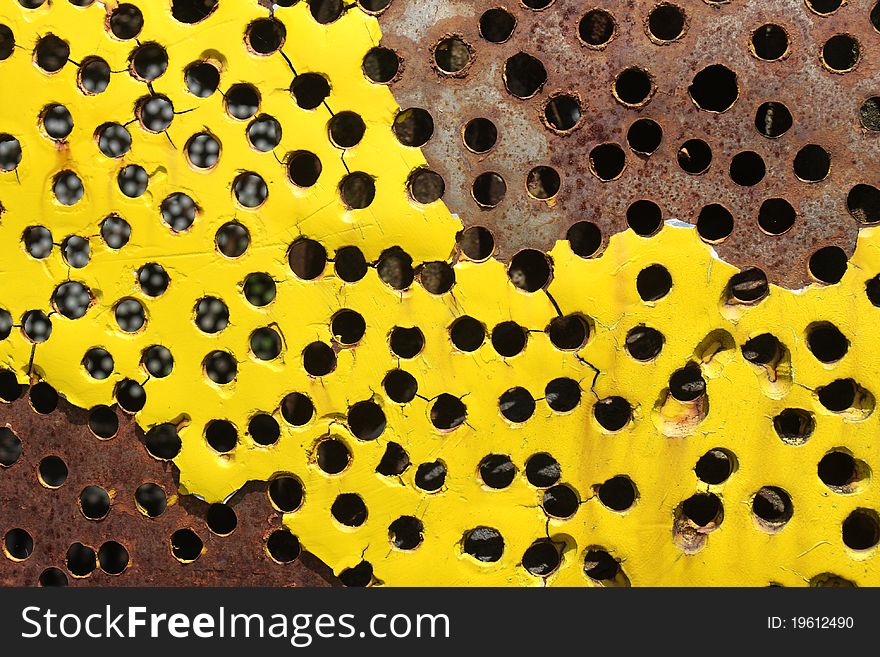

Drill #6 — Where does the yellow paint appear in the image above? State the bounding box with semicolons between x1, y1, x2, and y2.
0;1;877;586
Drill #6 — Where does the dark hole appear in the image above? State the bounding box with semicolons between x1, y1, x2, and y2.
348;400;386;440
695;449;734;484
205;419;236;453
389;326;424;359
130;493;160;523
458;226;495;260
627;118;662;155
810;246;847;284
101;216;131;248
758;198;795;235
42;104;73;140
479;454;516;489
340;172;375;209
247;115;281;152
625;325;664;361
310;0;344;24
697;204;733;242
35;34;69;72
546;378;581;413
843;510;879;550
648;3;685;41
752;486;793;525
0;309;9;341
492;322;527;358
499;387;535;423
22;310;52;344
116;379;146;413
291;73;330;110
504;52;547;98
171;0;217;23
316;439;351;474
303;342;336;377
822;34;859;72
728;268;768;303
393;108;434;147
526;453;561;487
53;171;84;205
267;530;301;563
66;542;96;576
741;333;781;365
463;527;503;562
584;549;620;581
415;460;446;492
233;172;267;207
0;428;21;467
98;123;132;158
755;101;792;138
730;151;765;186
689;64;738;112
847;184;880;224
480;8;516;43
170;529;203;562
594;396;631;431
216;222;249;258
185;61;220;97
545;95;581;132
579;9;615;46
53;281;91;319
472;172;507;207
522;540;560;576
547;315;588;350
98;541;129;574
794;144;830;182
627;200;662;236
329;111;365;149
377;442;410;476
526;166;560;200
450;316;485;352
39;568;67;587
335;246;368;282
382;368;416;405
185;132;219;168
363;46;399;83
434;36;472;74
389;516;423;550
818;451;856;488
30;382;58;414
247;18;285;55
331;493;367;527
138;95;174;132
508;249;551;292
567;221;602;257
806;323;848;363
377;247;414;290
145;423;181;459
332;309;366;345
867;274;880;306
668;366;705;402
419;262;455;294
0;135;20;171
430;394;467;430
818;379;858;412
543;484;579;518
636;264;672;301
281;392;315;426
131;42;168;81
243;272;276;306
409;169;445;204
248;414;280;446
39;456;67;487
88;405;118;439
614;67;652;105
752;24;788;60
24;225;53;258
773;408;815;445
0;25;13;61
522;0;553;8
269;476;303;512
0;371;22;403
463;118;498;153
339;561;373;587
289;238;327;280
79;485;110;520
589;143;626;180
118;165;148;197
677;139;712;174
807;0;842;13
251;327;282;361
682;492;722;527
115;298;146;333
859;97;880;131
135;264;168;299
598;476;637;510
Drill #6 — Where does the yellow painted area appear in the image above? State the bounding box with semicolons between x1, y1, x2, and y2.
0;1;878;586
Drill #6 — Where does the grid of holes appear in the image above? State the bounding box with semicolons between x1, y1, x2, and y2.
375;0;880;287
0;0;878;587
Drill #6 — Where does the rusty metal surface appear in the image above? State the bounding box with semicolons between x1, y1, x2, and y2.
0;381;338;587
379;0;880;288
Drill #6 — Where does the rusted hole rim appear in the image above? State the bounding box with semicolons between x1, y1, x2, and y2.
357;0;392;15
521;0;556;11
431;34;475;77
611;67;656;108
749;23;791;62
820;33;860;73
578;8;617;50
804;0;843;17
472;171;507;207
525;165;561;200
542;91;584;134
645;3;688;44
479;7;517;44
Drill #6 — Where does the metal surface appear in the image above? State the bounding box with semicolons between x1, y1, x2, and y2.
379;0;880;288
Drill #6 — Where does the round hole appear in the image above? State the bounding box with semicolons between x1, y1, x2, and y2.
526;166;560;200
625;325;664;361
818;451;859;490
806;0;842;14
170;529;203;563
598;476;637;511
848;184;880;224
648;3;685;41
317;438;351;474
39;568;67;587
291;73;330;109
755;101;792;138
393;108;434;147
289;238;327;281
35;34;69;72
567;221;602;257
24;226;53;258
430;394;467;430
340;172;376;209
408;168;446;204
185;132;220;168
118;164;148;197
614;67;653;106
131;42;168;81
544;94;581;132
589;143;626;180
463;118;498;153
416;461;446;492
378;247;415;290
115;379;146;413
363;46;400;83
626;199;662;236
0;429;22;468
677;139;712;174
268;476;303;513
331;493;368;527
689;64;738;112
752;486;793;530
450;316;485;352
339;561;373;587
491;321;527;357
145;424;181;460
463;527;503;562
479;454;516;489
38;455;68;487
246;17;285;55
171;0;217;23
741;333;782;366
389;516;423;550
480;8;516;43
472;172;507;207
627;118;662;155
348;400;386;440
185;61;220;97
310;0;343;23
579;9;616;47
526;453;561;487
773;408;815;445
434;36;472;74
101;216;131;248
42;104;73;140
809;246;847;284
114;298;146;332
543;484;579;518
53;281;91;319
267;530;301;563
499;387;535;423
806;322;848;363
377;442;410;477
508;249;551;292
243;273;276;306
547;314;589;351
727;268;768;303
545;378;581;413
751;24;788;61
593;397;632;432
636;264;672;301
30;382;58;414
697;204;733;242
248;414;280;446
859;97;880;131
695;449;734;485
522;540;560;577
66;542;96;576
843;509;879;550
682;493;722;527
88;405;118;439
216;222;249;258
79;485;110;520
668;366;706;402
729;151;765;186
793;144;830;182
334;246;368;282
584;549;621;581
817;379;858;412
281;392;314;427
98;541;129;575
504;52;547;98
757;198;795;235
822;34;859;72
303;342;336;377
328;111;365;149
